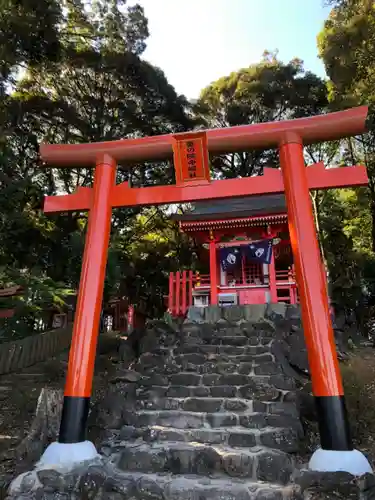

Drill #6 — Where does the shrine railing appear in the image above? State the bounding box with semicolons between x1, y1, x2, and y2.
275;264;330;305
276;268;296;283
168;271;194;316
275;266;298;304
194;273;210;288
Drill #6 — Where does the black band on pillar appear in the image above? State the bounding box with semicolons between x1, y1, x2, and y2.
315;395;353;451
59;396;90;444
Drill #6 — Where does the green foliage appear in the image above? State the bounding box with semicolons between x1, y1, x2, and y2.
0;266;75;339
0;0;194;338
319;0;375;248
0;0;62;92
318;0;375;106
108;207;197;315
316;0;375;327
196;53;328;178
313;186;375;328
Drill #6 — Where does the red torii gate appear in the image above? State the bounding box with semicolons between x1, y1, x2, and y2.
40;106;371;472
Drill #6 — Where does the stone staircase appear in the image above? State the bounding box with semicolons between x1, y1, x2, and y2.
97;306;304;498
8;305;375;499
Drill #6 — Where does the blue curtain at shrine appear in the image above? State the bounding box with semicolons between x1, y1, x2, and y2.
219;239;273;271
219;247;241;271
244;239;273;265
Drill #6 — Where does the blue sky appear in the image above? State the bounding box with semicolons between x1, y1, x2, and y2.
130;0;331;99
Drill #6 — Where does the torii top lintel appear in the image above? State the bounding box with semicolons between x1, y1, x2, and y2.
40;106;368;167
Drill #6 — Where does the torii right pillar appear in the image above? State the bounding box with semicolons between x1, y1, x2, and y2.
279;133;372;474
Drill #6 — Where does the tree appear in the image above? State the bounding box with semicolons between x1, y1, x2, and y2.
318;0;375;252
108;207;197;315
318;0;375;106
196;52;328;178
0;1;195;338
316;186;375;330
317;2;375;330
0;0;62;95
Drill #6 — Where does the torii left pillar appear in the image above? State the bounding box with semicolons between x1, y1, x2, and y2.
40;154;116;464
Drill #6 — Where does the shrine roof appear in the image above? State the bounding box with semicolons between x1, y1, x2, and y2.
172;194;287;222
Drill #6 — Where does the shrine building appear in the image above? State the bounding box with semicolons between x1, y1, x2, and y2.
168;194;300;316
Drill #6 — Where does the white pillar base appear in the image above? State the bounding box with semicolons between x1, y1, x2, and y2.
309;448;373;476
8;441;99;495
37;441;99;468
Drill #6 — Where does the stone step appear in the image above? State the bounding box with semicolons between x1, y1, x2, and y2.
162;362;282;376
109;471;301;500
196;325;248;337
135;352;276;377
137;372;294;392
136;352;277;375
116;424;300;452
195;322;276;334
132;400;303;435
136;383;288;400
174;345;270;356
138;360;283;377
134;395;299;418
144;345;271;358
135;396;251;412
265;401;299;418
204;337;270;346
116;441;294;484
134;397;300;417
122;409;301;435
183;321;276;333
123;409;236;428
173;352;275;365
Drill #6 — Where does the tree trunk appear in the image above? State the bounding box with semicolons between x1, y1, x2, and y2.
14;388;63;472
371;198;375;253
311;190;326;264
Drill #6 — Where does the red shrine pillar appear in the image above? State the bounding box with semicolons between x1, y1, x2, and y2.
268;252;278;303
59;154;116;444
266;227;277;303
279;135;352;453
209;233;219;305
